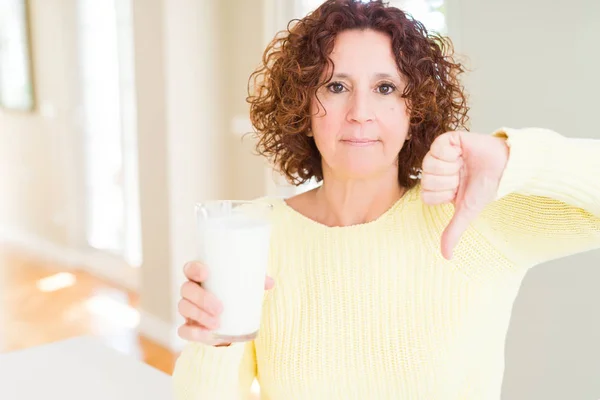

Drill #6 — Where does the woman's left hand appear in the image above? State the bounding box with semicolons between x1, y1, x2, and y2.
420;130;510;260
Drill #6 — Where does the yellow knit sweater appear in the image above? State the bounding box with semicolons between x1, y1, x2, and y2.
172;127;600;399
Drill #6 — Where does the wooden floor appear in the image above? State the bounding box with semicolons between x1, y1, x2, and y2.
0;247;178;375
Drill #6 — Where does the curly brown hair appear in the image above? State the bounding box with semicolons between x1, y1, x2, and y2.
247;0;470;189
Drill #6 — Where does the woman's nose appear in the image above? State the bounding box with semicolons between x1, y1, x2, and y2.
346;91;375;124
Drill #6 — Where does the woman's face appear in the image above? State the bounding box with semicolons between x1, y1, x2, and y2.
310;29;410;181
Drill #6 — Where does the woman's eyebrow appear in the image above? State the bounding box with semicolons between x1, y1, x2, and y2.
331;72;401;80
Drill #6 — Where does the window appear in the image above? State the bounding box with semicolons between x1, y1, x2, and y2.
77;0;142;267
389;0;446;35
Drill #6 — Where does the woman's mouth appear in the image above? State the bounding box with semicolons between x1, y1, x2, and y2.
341;138;379;147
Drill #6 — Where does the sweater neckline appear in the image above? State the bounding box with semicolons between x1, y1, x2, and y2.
276;184;421;231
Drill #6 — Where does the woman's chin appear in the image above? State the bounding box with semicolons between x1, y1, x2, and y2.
334;164;393;181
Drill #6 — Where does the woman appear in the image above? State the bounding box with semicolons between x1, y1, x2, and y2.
173;1;600;399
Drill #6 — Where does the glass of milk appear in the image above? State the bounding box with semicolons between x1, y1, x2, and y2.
195;200;273;343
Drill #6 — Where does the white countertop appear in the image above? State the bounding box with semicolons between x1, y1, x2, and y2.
0;336;174;400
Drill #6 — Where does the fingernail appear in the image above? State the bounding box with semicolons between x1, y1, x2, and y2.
183;262;192;273
184;261;199;277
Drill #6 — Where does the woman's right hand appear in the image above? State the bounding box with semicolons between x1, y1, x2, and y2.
177;261;275;346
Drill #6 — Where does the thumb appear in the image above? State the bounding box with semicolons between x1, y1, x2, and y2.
441;173;490;260
441;204;473;260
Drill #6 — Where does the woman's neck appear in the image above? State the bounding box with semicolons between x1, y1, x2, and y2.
312;169;406;227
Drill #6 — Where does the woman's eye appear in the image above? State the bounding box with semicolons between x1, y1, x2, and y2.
327;82;345;93
377;83;396;95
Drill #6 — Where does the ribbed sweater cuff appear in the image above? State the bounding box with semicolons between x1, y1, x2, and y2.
173;342;247;399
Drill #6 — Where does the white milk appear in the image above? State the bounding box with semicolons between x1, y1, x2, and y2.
197;213;272;341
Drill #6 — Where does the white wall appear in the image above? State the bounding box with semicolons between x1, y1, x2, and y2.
451;0;600;398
